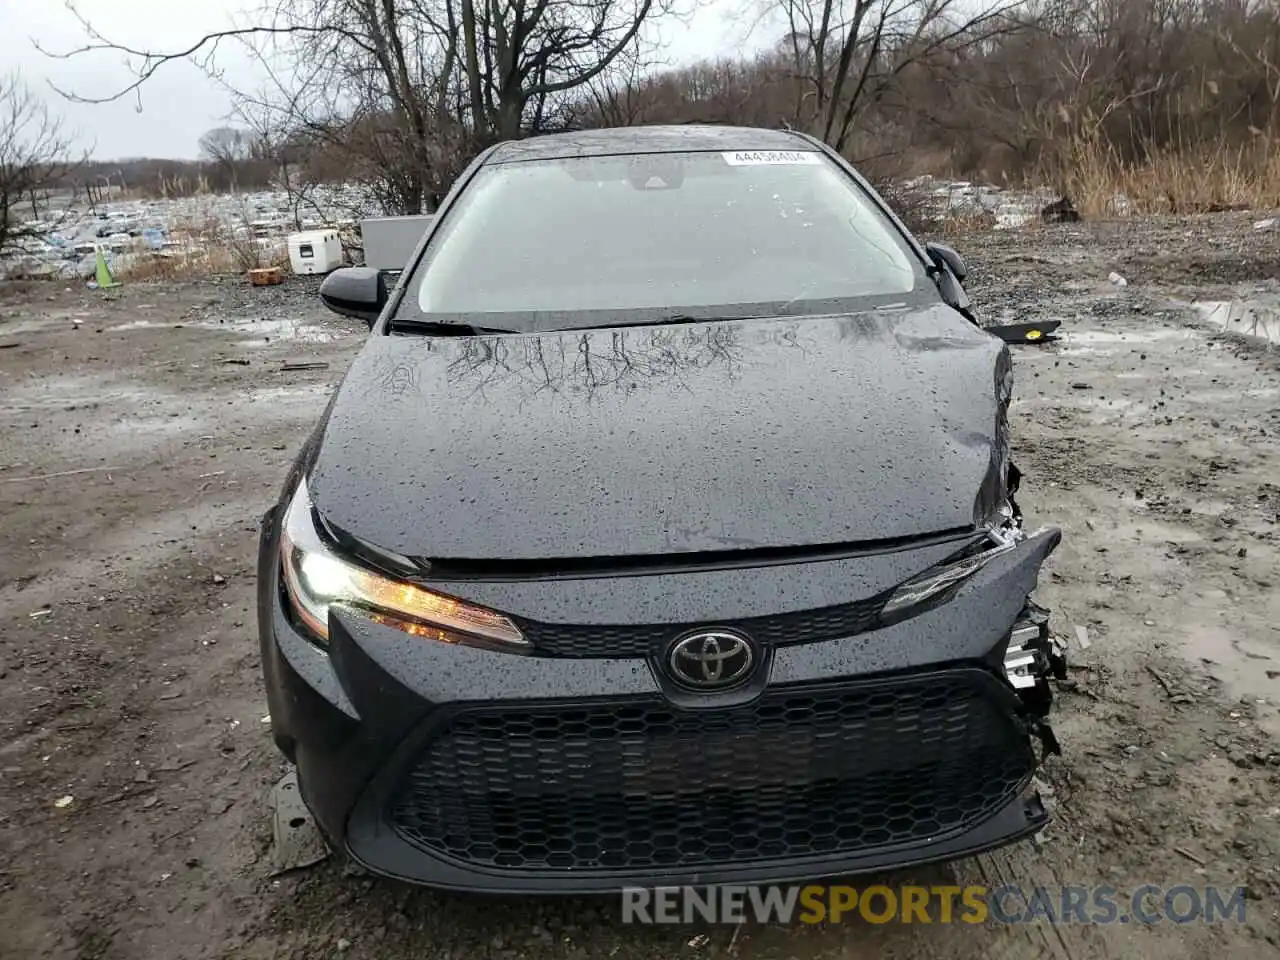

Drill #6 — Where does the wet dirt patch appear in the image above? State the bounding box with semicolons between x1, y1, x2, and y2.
1;374;209;467
1108;516;1207;544
0;373;173;413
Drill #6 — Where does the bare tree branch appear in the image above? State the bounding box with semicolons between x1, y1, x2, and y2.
0;73;85;257
34;1;344;105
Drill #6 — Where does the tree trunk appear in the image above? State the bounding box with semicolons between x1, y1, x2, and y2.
460;0;487;134
495;97;523;140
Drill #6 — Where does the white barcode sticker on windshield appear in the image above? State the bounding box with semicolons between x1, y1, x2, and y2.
722;150;821;166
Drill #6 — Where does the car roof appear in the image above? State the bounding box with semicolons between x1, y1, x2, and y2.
485;125;816;164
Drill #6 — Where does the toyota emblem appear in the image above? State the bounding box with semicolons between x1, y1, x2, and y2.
666;630;756;690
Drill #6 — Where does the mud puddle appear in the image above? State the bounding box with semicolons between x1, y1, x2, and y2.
222;382;337;420
1194;298;1280;344
4;373;332;416
216;317;346;345
113;315;347;344
1180;610;1280;736
242;383;335;402
1056;326;1197;355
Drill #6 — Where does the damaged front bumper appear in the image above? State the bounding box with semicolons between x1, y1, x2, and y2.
259;509;1066;892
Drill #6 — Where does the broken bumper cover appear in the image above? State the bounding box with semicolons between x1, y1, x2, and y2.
259;520;1062;893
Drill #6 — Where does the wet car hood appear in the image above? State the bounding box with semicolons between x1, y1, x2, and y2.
308;306;1012;561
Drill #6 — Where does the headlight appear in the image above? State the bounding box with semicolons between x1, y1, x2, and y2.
278;479;528;652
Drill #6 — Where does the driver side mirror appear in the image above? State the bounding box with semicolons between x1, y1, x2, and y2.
320;267;387;327
925;242;968;284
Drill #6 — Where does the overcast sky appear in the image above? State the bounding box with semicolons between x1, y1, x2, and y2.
1;0;771;160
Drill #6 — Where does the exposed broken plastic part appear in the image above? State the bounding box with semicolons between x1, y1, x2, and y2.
1003;592;1064;763
1006;461;1024;531
1003;596;1066;729
1004;600;1050;690
1031;719;1062;758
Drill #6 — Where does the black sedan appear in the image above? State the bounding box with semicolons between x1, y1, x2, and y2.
257;124;1064;893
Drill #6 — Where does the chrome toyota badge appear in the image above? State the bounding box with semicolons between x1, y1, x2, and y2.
666;630;756;690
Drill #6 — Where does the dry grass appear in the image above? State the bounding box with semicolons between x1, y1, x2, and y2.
115;248;241;283
113;212;290;282
874;178;1007;238
1048;132;1280;218
874;178;952;233
116;247;291;283
933;209;1002;236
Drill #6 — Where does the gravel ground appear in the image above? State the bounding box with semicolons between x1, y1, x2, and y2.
1;213;1278;960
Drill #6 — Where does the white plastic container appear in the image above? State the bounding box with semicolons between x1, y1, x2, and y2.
287;230;343;275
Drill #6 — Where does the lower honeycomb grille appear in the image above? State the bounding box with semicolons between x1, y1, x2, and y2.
387;670;1033;872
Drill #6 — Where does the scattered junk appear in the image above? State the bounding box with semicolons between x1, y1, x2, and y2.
985;319;1062;344
0;184;378;283
90;248;122;290
287;229;344;276
1108;271;1129;287
249;266;285;287
900;177;1051;231
1041;196;1081;223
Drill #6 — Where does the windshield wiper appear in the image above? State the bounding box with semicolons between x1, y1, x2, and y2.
390;318;516;336
575;313;765;331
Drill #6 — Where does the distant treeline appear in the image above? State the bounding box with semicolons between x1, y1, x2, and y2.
61;157;281;201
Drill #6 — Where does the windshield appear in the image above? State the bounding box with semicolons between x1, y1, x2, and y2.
403;148;930;332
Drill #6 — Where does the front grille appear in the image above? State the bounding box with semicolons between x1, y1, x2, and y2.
517;591;889;658
387;670;1033;872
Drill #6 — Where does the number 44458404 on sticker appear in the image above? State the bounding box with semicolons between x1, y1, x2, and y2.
722;150;822;166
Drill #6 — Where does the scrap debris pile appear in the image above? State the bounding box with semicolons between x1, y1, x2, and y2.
0;185;377;282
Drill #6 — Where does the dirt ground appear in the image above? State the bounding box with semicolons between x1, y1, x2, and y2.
1;213;1278;960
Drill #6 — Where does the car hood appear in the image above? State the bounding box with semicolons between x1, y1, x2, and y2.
308;306;1012;561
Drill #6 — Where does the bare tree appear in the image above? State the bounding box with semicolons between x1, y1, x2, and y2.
232;104;322;228
213;0;469;215
199;126;251;164
773;0;1024;154
198;125;253;188
454;0;679;140
0;74;83;257
568;59;649;127
39;0;683;213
